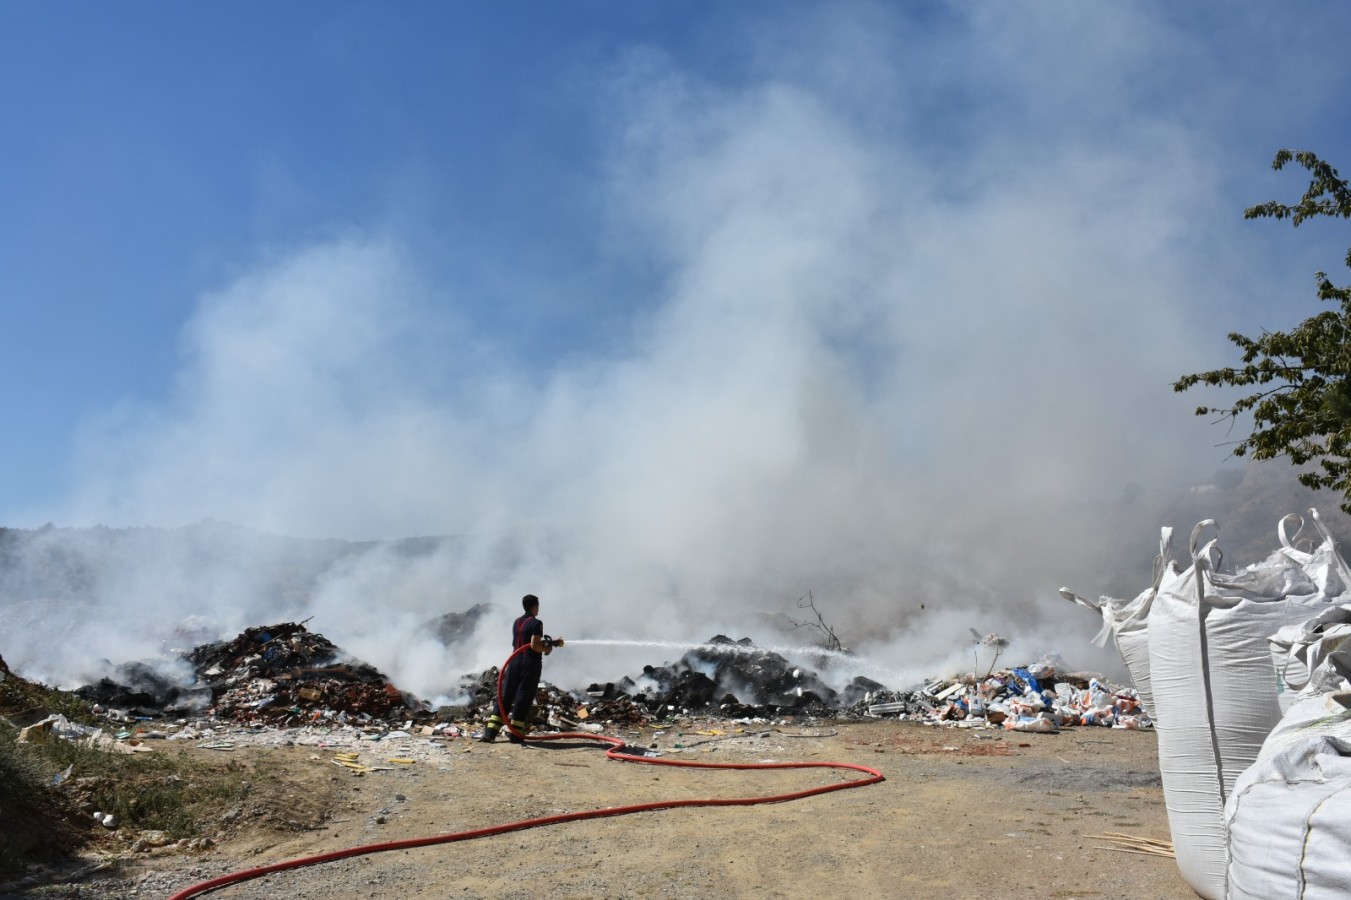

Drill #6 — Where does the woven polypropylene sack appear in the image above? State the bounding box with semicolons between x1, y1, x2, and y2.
1266;511;1351;712
1060;528;1174;717
1226;683;1351;899
1148;522;1332;900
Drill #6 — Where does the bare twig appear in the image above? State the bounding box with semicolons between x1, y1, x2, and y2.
786;591;845;652
969;629;1009;679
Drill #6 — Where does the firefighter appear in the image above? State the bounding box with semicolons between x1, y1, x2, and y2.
479;594;564;743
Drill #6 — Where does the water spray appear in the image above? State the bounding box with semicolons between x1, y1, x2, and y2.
563;637;917;688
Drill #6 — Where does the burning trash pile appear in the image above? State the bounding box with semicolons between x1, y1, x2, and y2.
452;635;1141;736
183;622;415;725
54;622;1145;740
71;621;419;729
76;661;211;718
597;635;881;718
453;635;889;731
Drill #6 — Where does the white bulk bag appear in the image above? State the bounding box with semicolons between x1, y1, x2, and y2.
1226;644;1351;900
1267;510;1351;711
1060;527;1174;717
1148;519;1332;900
1270;606;1351;713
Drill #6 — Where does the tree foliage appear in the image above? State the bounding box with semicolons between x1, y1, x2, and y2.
1174;150;1351;511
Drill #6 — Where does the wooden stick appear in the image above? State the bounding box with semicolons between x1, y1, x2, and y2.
1098;840;1171;854
1102;831;1174;847
1094;845;1175;859
1086;837;1173;852
1089;831;1172;844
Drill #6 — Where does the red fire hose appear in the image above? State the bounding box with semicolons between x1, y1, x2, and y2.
168;643;884;899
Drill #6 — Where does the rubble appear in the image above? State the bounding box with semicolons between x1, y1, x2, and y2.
588;635;878;720
67;622;423;731
183;622;419;726
43;623;1146;746
447;635;1146;738
843;665;1147;733
76;661;210;716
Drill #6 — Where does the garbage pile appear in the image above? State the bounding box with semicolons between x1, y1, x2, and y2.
50;623;1142;740
450;635;884;730
76;660;211;717
621;636;839;715
13;711;155;755
183;622;417;726
452;635;1143;736
580;636;886;721
845;665;1148;733
452;666;644;732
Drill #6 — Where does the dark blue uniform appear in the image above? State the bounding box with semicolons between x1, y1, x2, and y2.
480;598;555;743
500;612;544;724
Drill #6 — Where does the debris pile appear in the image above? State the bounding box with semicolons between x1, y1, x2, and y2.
451;635;881;731
453;666;503;713
50;623;1146;740
445;636;1142;736
620;635;881;717
76;661;210;717
552;637;1145;735
846;663;1148;733
183;622;417;726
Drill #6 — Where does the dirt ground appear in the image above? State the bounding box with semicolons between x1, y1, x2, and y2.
14;719;1196;900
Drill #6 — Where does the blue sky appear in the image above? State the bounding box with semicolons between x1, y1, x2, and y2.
5;3;1351;686
4;2;1348;535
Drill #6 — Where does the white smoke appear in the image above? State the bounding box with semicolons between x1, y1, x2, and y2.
5;4;1349;696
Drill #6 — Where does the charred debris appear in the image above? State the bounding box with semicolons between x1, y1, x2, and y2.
60;621;1142;737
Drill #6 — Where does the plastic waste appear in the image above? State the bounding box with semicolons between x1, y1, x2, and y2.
1007;715;1058;734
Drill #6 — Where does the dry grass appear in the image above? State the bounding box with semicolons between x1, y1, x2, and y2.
0;664;258;882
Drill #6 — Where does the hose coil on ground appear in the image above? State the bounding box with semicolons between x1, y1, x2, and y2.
169;643;884;899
